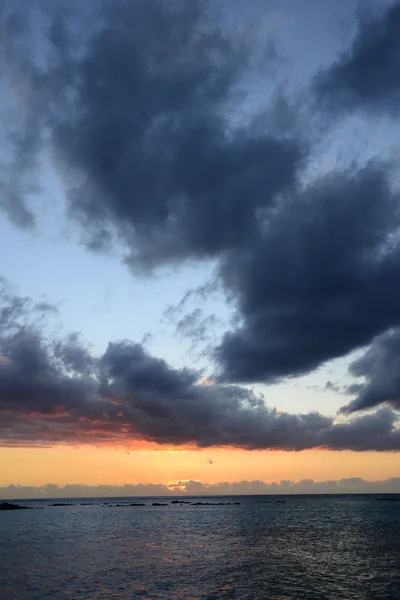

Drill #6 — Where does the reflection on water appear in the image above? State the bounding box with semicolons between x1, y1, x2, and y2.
0;495;399;599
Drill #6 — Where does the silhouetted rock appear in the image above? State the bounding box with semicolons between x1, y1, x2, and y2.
376;498;400;502
107;502;146;507
152;502;168;506
171;500;191;504
50;503;74;507
191;502;240;506
0;502;31;511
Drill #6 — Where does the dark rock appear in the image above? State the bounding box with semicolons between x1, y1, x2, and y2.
376;498;400;502
191;501;240;506
152;502;168;506
0;502;31;511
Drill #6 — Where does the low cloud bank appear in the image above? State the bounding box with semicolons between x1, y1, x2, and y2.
1;478;400;499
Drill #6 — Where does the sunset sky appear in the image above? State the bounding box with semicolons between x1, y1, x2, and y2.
1;0;400;496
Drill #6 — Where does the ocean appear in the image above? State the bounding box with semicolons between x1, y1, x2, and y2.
1;494;399;599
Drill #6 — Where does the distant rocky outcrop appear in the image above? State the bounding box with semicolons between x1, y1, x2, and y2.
107;502;146;507
191;502;240;506
152;502;168;506
0;502;31;511
376;497;400;502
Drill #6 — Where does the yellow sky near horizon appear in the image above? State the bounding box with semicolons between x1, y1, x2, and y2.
1;445;399;487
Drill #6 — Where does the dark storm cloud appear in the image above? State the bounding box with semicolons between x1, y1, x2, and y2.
1;285;400;451
217;160;400;384
1;0;304;267
0;0;49;227
0;279;95;416
314;2;400;116
343;328;400;413
56;0;303;268
3;0;400;421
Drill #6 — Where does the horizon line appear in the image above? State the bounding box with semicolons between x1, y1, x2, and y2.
2;476;400;499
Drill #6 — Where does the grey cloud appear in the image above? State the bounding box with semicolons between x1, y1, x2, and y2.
314;2;400;116
343;328;400;413
3;1;400;418
217;160;400;386
53;333;95;376
1;477;400;499
175;309;217;344
0;0;49;227
0;282;58;332
0;281;96;416
2;0;304;269
163;277;221;325
162;277;226;358
325;381;342;393
59;1;302;268
177;476;400;496
100;341;198;400
1;285;400;451
168;308;219;361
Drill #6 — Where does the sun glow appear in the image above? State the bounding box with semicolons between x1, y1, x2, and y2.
200;377;215;385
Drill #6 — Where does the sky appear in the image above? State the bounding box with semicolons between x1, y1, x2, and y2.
1;0;400;496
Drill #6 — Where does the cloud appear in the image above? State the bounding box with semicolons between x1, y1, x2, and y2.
1;283;400;451
313;2;400;116
343;328;400;413
0;281;58;331
1;477;400;499
2;0;304;266
165;306;218;360
0;0;49;227
216;160;400;385
2;0;400;417
175;309;217;345
325;381;342;393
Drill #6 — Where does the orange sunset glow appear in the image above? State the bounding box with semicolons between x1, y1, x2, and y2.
1;0;400;501
2;1;400;598
1;445;400;489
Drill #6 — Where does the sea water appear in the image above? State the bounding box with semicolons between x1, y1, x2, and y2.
1;494;399;599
